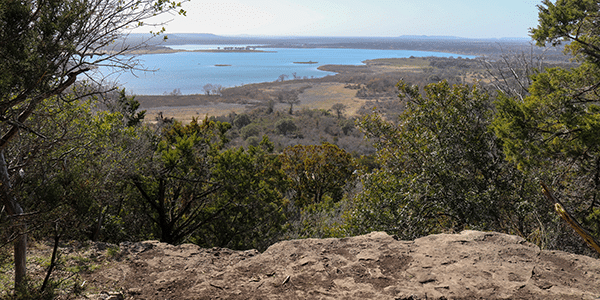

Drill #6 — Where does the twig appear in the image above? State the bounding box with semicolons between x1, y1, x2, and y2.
41;223;61;292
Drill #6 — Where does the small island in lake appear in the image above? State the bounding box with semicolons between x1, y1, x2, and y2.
214;64;232;67
293;61;318;64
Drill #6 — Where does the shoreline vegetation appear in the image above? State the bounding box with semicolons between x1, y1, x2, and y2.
121;45;276;55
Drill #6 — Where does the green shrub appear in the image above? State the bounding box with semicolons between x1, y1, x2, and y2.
240;124;261;140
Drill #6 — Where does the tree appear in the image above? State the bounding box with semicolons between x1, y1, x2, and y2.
280;143;355;206
0;91;148;296
277;90;300;114
348;81;537;240
132;118;232;244
492;0;600;252
233;114;252;129
106;89;147;127
169;88;182;96
212;84;224;96
203;83;214;95
331;103;347;119
275;119;297;136
240;123;261;140
194;137;287;250
0;0;185;289
277;74;289;82
531;0;600;65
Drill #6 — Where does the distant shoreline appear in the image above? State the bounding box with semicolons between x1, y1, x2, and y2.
124;47;276;55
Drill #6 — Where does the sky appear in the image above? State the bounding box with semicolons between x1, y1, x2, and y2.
139;0;543;39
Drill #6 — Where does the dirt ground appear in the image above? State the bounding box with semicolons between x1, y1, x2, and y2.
77;230;600;300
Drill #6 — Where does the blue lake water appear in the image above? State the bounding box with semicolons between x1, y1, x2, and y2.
107;46;474;95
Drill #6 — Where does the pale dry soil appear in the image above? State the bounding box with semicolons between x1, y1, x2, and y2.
75;230;600;300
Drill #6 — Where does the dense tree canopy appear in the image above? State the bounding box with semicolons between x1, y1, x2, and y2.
280;143;355;206
493;0;600;252
347;81;539;240
0;0;185;291
132;118;230;244
532;0;600;64
198;137;287;251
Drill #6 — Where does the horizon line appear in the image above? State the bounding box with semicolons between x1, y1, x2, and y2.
129;32;533;40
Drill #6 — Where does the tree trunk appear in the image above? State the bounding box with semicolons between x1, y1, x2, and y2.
0;150;27;289
91;207;105;241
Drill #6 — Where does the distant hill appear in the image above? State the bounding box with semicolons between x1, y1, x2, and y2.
122;32;234;45
116;33;553;59
122;33;532;46
397;35;463;39
395;35;531;41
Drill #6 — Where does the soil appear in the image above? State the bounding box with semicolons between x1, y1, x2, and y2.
81;230;600;300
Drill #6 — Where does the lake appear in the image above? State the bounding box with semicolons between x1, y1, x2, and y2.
105;46;474;95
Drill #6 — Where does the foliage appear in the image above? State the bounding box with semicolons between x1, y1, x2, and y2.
8;1;600;295
131;118;230;244
192;136;288;251
0;0;184;148
531;0;600;64
0;0;186;290
240;123;261;140
280;143;356;207
132;119;290;249
106;89;147;127
347;81;539;240
275;119;297;136
284;195;351;240
3;92;144;243
491;0;600;254
0;95;141;297
331;103;347;118
233;114;252;129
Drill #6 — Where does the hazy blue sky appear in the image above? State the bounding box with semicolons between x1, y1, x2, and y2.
143;0;543;38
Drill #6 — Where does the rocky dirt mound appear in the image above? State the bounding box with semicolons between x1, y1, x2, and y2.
84;230;600;299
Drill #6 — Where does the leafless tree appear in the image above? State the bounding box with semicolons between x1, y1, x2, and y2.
277;74;289;82
276;90;300;114
331;103;347;119
479;44;550;101
203;83;214;95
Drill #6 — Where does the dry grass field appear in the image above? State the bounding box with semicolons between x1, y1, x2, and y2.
296;82;366;115
144;104;248;123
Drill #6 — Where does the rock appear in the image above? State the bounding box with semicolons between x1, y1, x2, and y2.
88;291;124;300
81;231;600;300
119;240;155;255
127;287;142;295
